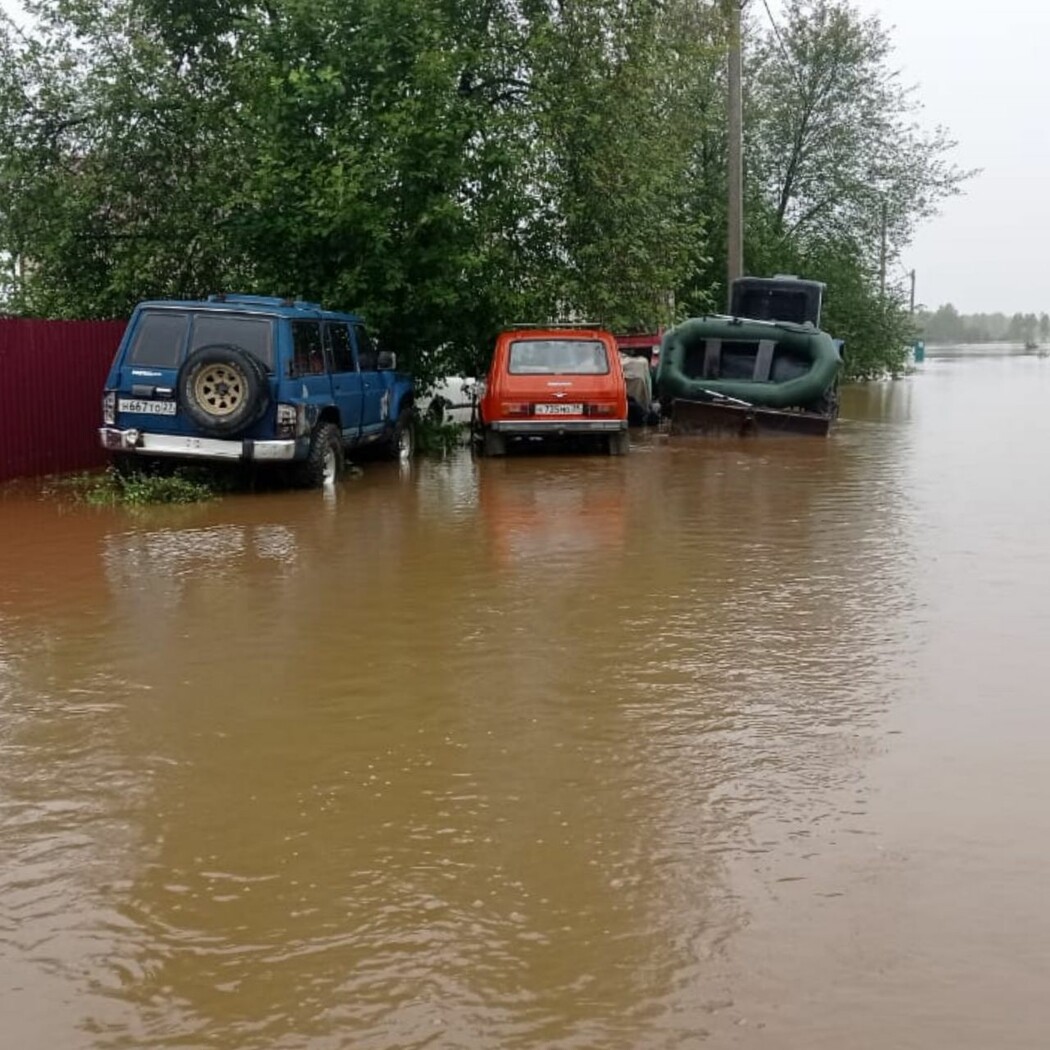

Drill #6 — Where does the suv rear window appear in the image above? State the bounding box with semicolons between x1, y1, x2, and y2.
128;309;275;370
508;339;609;375
129;311;189;367
190;313;274;371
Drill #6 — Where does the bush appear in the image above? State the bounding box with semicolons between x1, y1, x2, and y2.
56;466;221;506
414;414;468;457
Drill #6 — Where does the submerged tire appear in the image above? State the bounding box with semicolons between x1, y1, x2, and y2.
293;422;344;488
111;452;142;477
607;431;630;456
481;428;506;457
177;344;270;437
384;409;415;460
112;453;172;477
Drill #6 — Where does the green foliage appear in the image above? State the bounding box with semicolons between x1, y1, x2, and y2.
55;466;220;505
1;0;714;362
820;266;915;380
523;0;710;332
413;413;466;457
748;0;970;257
742;206;915;379
736;0;971;377
0;0;969;381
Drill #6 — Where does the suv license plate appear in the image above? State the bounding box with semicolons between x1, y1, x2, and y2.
119;398;177;416
535;403;582;415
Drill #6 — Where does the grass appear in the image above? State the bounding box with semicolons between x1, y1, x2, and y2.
54;465;221;506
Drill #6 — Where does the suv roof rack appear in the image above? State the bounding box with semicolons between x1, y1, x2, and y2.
206;293;325;311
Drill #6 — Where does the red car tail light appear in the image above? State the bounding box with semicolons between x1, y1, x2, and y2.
501;402;531;416
586;403;617;416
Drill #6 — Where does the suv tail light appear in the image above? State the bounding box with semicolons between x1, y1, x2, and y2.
102;390;116;425
276;403;306;438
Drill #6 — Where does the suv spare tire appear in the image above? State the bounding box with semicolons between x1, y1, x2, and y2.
177;344;271;437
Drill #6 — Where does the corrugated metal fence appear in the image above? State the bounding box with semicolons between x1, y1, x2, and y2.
0;319;127;483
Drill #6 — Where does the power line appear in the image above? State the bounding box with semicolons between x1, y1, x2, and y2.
758;0;808;93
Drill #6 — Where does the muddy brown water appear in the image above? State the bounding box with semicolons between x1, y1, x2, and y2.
2;348;1050;1049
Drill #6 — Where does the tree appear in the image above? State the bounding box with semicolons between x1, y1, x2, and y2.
0;0;259;315
738;0;971;376
0;0;720;381
748;0;969;269
0;0;969;382
522;0;712;331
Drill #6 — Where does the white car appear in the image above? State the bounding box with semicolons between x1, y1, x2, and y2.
419;375;478;426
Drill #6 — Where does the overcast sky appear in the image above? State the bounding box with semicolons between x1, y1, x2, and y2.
2;0;1044;313
769;0;1049;314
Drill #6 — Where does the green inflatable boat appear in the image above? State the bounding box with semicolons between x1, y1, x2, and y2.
655;315;842;410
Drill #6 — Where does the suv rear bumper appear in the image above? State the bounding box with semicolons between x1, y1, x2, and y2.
100;427;300;462
488;419;626;434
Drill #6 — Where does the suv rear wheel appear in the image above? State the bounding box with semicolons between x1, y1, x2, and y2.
112;452;171;477
293;422;344;488
385;408;414;460
177;344;270;437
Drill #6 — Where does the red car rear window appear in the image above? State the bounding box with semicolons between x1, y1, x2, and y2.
508;339;609;375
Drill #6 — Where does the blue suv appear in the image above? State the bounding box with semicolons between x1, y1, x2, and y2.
99;294;415;486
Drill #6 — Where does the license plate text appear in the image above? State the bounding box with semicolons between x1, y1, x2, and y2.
118;398;177;416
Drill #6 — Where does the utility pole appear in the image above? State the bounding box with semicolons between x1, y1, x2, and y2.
909;269;916;313
726;0;743;309
878;200;888;297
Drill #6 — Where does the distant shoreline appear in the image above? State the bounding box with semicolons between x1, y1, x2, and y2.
923;341;1041;350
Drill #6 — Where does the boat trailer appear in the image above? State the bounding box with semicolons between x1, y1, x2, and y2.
669;391;837;437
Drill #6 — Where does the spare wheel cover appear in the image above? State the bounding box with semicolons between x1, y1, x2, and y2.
177;344;270;437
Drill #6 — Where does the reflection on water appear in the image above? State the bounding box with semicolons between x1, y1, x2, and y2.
479;458;628;569
2;352;1050;1048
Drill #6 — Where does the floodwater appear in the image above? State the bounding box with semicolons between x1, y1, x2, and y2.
2;347;1049;1049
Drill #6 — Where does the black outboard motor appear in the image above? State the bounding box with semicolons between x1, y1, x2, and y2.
730;274;825;327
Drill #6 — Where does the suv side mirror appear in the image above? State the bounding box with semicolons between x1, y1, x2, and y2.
377;350;397;371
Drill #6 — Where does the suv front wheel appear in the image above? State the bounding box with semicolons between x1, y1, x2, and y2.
384;408;414;460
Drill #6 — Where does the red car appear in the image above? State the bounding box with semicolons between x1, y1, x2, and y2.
477;326;629;456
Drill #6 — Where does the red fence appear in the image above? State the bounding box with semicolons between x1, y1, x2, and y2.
0;318;127;482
